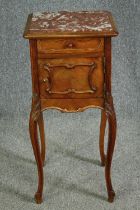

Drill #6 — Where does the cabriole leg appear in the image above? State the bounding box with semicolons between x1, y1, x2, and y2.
105;98;117;202
99;110;107;166
38;112;46;166
29;106;44;204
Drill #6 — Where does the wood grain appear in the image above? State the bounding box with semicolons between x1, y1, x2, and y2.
24;11;118;204
99;110;107;166
37;38;104;54
38;56;104;99
29;40;44;204
40;98;104;112
104;38;117;203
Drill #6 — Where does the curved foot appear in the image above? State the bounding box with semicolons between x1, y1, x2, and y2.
108;190;115;203
35;192;43;204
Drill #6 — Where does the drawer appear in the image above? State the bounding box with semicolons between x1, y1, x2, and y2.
37;38;104;55
38;57;104;99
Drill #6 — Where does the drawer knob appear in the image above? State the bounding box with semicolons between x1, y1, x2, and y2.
67;43;73;48
64;41;76;49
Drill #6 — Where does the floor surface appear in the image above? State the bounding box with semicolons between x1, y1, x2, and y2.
0;111;139;210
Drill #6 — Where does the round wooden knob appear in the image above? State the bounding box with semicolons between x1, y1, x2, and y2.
67;43;73;48
64;41;75;48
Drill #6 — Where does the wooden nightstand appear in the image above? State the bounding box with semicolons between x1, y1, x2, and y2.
23;11;118;204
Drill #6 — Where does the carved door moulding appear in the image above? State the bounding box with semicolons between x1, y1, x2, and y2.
41;61;97;95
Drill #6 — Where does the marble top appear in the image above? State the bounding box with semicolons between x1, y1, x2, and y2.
24;11;118;38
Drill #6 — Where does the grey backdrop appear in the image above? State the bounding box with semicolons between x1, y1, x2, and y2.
0;1;140;210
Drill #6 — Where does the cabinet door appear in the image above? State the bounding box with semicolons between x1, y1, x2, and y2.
38;56;104;99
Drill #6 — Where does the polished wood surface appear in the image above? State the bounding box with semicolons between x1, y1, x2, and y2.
37;38;104;54
41;98;104;113
23;10;118;204
29;40;44;204
99;110;107;166
104;37;117;202
38;112;46;166
38;56;104;99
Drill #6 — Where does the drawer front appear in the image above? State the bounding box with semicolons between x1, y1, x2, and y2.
38;57;104;99
37;38;104;55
